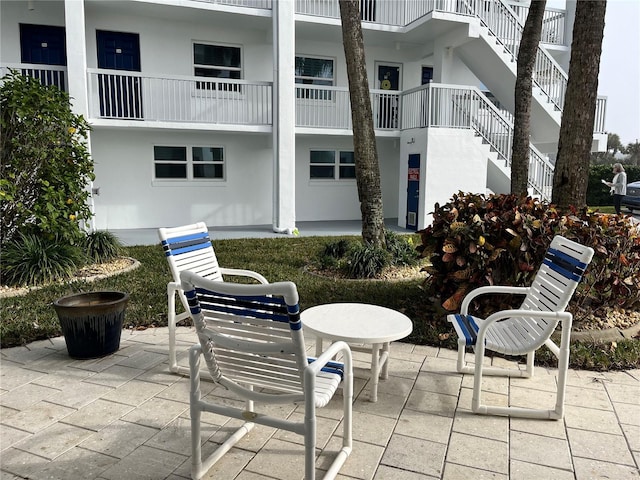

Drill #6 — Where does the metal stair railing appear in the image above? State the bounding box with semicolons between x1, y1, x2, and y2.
458;0;568;111
403;83;554;200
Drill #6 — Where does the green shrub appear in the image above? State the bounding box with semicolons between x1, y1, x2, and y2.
315;231;418;279
84;230;123;262
322;239;353;258
417;192;640;316
0;70;94;245
347;243;389;278
385;230;420;267
0;233;86;286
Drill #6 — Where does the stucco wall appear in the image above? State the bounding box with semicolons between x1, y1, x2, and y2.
90;129;273;230
398;128;489;229
295;136;400;221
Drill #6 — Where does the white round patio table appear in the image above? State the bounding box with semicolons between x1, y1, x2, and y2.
301;303;413;402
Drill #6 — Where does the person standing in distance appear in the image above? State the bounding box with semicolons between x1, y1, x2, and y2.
603;163;627;215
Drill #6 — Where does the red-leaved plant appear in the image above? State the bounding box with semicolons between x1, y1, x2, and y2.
417;192;640;321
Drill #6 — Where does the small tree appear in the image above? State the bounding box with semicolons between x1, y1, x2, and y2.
0;71;94;245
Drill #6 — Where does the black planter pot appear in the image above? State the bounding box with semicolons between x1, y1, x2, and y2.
53;291;129;359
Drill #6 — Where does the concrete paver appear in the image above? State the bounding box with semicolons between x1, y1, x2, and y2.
1;326;639;479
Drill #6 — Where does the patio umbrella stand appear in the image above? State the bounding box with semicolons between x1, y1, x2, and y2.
53;291;129;359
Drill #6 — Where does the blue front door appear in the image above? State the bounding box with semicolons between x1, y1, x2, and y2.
406;154;420;230
19;24;66;90
96;30;142;118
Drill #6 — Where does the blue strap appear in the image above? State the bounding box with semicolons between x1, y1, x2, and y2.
162;232;212;257
454;314;479;346
308;357;344;378
543;247;588;282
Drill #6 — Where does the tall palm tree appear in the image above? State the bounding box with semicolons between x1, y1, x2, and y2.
511;0;546;196
552;1;607;208
339;0;386;248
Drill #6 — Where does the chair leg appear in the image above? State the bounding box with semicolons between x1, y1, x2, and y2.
456;338;473;374
168;285;179;373
189;345;204;479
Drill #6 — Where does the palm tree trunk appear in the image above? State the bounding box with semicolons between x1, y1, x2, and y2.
339;0;386;247
511;0;546;196
552;1;607;208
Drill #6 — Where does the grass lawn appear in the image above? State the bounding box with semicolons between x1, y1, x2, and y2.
1;235;638;371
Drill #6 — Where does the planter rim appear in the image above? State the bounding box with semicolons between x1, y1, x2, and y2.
54;291;129;308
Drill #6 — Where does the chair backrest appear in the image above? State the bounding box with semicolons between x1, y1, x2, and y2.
158;222;223;297
517;235;594;347
180;270;309;399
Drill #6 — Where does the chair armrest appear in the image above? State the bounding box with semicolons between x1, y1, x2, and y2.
167;280;182;295
477;309;572;340
219;267;269;285
460;285;530;314
305;341;353;377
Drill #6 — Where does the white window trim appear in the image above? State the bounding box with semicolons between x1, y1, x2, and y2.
192;41;243;97
309;148;356;182
295;54;336;103
152;144;226;184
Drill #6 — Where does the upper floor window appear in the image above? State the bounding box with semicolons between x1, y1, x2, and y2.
295;56;334;100
310;150;355;180
154;145;224;181
193;43;241;91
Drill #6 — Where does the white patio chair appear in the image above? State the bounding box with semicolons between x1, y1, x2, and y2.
180;271;353;480
448;235;594;419
158;222;268;375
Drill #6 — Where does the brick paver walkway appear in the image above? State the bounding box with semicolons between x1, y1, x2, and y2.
1;326;639;479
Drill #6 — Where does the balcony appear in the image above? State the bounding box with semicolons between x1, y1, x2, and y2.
3;65;606;136
86;69;273;129
1;63;67;92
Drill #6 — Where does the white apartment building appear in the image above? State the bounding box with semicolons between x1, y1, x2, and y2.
0;0;607;234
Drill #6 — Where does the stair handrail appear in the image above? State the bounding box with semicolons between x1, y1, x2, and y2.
462;0;569;112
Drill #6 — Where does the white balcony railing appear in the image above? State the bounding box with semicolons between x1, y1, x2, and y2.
1;63;67;91
296;0;574;114
87;69;272;125
295;84;400;130
191;0;272;9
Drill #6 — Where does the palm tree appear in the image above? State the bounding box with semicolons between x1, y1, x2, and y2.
511;0;546;196
552;1;607;208
339;0;386;248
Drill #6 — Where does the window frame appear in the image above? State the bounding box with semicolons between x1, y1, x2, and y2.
192;41;243;92
153;144;226;183
295;55;336;101
309;149;356;181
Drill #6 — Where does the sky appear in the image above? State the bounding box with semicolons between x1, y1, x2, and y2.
597;0;640;146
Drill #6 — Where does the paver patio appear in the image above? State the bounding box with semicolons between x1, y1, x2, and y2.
1;326;639;479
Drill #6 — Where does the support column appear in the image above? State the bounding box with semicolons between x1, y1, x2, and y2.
64;0;95;230
272;0;296;234
64;0;89;116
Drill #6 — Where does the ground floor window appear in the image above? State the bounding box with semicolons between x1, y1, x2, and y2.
154;145;224;180
309;150;355;180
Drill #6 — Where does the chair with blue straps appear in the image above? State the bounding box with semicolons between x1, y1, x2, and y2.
158;222;268;376
447;235;594;419
180;271;353;480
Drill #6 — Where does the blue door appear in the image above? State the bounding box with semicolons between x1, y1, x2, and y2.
406;154;420;230
19;24;66;90
96;30;142;118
